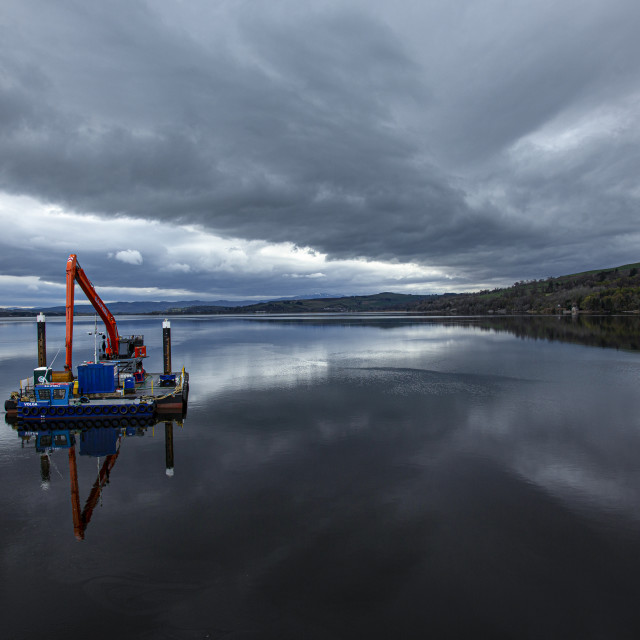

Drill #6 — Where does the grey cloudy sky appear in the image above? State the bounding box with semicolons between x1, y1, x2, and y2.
1;0;639;306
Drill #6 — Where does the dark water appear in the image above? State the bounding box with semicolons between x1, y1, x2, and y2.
2;314;640;639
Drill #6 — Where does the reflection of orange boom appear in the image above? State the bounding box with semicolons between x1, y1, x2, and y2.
65;254;120;371
68;442;120;541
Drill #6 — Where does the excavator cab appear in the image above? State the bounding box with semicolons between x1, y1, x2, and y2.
117;335;145;358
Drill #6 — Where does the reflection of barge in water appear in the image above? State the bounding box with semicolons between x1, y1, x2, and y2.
4;254;189;422
12;416;180;540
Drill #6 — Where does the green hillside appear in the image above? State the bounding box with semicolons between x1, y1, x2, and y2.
411;262;640;315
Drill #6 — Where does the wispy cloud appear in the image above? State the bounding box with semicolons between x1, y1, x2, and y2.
113;250;143;266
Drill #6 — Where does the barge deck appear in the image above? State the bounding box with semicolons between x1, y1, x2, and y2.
6;369;189;423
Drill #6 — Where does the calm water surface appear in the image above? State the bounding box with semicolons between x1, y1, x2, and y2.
2;314;640;639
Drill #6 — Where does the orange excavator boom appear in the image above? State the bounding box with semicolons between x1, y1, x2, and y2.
65;254;120;371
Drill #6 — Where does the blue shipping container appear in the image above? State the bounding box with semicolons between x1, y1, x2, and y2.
77;363;116;394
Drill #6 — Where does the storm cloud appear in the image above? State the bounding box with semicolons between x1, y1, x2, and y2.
1;0;639;303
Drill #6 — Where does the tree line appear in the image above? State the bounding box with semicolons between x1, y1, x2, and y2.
410;264;640;315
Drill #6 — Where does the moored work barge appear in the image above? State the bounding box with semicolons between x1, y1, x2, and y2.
4;254;189;424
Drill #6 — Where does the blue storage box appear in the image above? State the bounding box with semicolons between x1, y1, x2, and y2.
77;363;116;394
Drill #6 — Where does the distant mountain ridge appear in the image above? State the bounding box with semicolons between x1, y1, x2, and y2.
29;299;260;314
1;293;350;315
2;261;639;317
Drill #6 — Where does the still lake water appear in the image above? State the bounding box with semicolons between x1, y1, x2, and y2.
2;314;640;639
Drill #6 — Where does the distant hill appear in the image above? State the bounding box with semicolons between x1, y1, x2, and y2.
170;263;640;315
2;262;639;317
173;292;440;314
